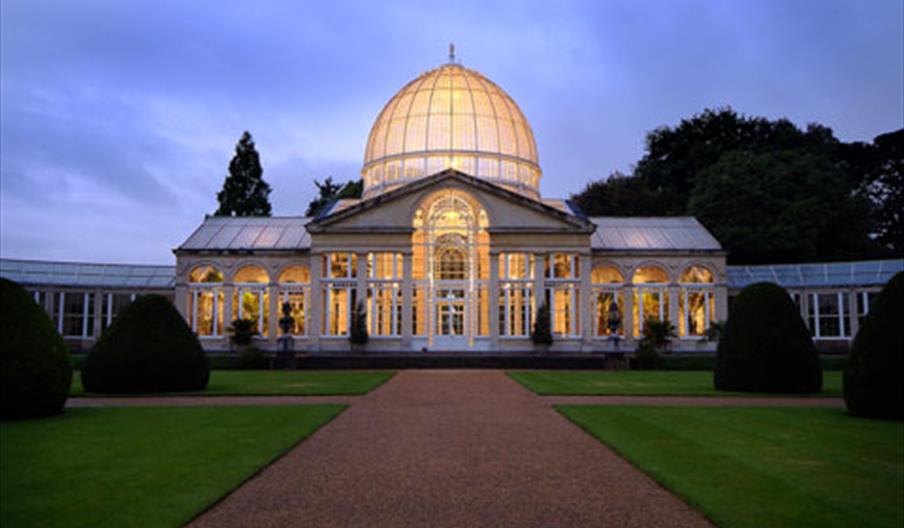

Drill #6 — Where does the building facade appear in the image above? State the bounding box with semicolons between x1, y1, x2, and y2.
1;59;900;354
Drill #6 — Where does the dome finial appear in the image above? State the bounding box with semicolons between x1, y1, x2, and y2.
448;42;456;63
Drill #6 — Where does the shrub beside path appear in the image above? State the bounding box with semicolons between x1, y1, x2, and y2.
187;370;713;528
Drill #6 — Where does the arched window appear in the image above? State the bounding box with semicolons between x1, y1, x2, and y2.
234;265;269;337
435;241;468;280
278;266;310;336
632;265;669;337
680;265;715;337
279;266;310;284
592;266;624;338
592;266;623;284
234;265;269;284
188;265;223;337
189;265;223;283
680;265;713;284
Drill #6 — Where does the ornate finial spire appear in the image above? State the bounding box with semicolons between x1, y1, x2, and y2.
448;42;456;63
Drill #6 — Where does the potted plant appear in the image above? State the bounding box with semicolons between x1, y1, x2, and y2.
531;302;553;353
632;318;676;369
227;318;267;369
349;299;368;352
227;318;258;351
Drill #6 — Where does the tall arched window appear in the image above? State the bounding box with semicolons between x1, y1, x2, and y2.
188;265;224;337
592;265;624;337
278;266;310;336
632;265;669;337
679;265;715;337
234;265;269;337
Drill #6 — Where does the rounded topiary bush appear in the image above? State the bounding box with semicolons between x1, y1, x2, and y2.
0;278;72;419
715;282;821;393
82;294;209;393
844;272;904;420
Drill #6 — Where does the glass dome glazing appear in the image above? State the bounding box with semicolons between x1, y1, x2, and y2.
362;62;541;199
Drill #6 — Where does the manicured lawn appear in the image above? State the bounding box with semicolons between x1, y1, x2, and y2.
1;405;345;528
558;406;903;528
70;370;394;396
509;370;842;396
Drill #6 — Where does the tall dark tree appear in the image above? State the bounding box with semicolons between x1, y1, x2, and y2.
866;129;903;253
570;106;891;263
688;149;874;263
571;171;660;216
305;177;363;217
215;131;272;217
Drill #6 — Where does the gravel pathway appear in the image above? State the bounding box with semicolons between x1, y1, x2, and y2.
188;370;713;528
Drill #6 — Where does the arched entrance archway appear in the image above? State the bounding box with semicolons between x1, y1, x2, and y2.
412;190;489;350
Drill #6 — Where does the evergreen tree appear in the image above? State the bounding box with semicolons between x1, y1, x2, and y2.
305;177;364;217
215;131;272;217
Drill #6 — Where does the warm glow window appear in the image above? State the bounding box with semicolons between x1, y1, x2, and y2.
367;253;403;337
592;266;625;338
278;266;310;336
679;265;715;338
322;253;356;337
632;265;669;337
233;265;269;337
188;265;224;337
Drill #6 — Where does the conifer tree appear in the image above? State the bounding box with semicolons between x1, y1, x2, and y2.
215;131;272;216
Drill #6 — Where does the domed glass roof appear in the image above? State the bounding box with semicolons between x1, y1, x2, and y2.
362;61;541;200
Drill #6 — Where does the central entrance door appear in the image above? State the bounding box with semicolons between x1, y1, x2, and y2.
433;286;467;350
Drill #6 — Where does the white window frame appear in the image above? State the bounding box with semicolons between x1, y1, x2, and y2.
809;292;849;340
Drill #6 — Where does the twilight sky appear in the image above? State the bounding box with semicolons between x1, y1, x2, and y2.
1;0;902;264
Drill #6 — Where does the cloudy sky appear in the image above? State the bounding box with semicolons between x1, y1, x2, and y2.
1;0;901;264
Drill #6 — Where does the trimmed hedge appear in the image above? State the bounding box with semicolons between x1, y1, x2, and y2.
82;295;209;393
235;348;268;370
844;272;904;419
0;279;72;419
715;282;822;393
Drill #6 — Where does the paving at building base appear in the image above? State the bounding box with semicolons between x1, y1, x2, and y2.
184;370;714;528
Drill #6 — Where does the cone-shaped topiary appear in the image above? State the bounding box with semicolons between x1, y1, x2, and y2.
82;294;209;393
0;278;72;419
531;302;553;346
715;282;821;393
844;272;904;419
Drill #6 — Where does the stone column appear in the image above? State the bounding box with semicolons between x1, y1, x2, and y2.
174;284;188;320
714;284;728;323
92;289;103;339
309;254;322;348
579;254;592;347
221;282;233;331
488;252;500;348
848;289;859;339
668;285;679;332
401;252;413;348
356;253;368;342
623;285;635;346
533;253;546;346
267;282;279;347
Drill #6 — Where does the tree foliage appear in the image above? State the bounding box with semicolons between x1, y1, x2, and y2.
305;177;363;217
688;149;873;263
844;271;904;420
0;278;72;419
215;131;272;217
570;107;900;263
